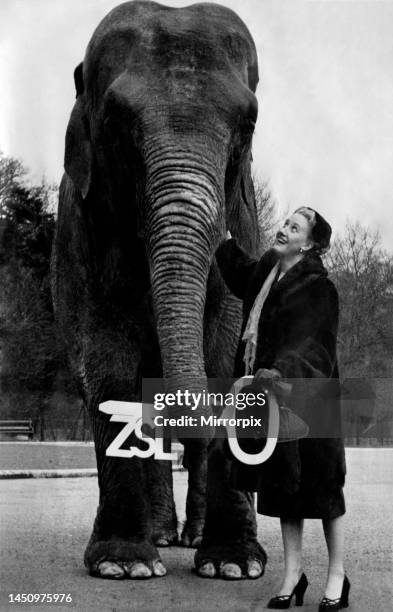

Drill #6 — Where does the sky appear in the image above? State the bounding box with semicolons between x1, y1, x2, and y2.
0;0;392;247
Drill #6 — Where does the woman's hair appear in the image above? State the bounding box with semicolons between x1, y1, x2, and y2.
294;206;332;255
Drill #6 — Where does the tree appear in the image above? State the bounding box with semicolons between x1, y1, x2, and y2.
326;222;393;443
0;182;56;271
0;152;26;217
326;222;393;378
253;178;278;248
0;153;62;437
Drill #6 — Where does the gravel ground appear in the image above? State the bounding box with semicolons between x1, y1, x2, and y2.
0;447;391;611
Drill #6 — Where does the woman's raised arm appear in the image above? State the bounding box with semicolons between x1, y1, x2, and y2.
215;237;259;300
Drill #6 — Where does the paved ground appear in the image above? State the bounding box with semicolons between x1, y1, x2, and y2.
0;448;392;611
0;442;96;471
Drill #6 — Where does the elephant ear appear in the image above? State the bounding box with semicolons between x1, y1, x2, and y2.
64;63;92;199
247;60;259;93
240;154;255;209
73;62;84;97
64;97;92;199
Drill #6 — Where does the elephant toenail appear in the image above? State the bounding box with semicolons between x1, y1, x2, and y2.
247;560;263;578
98;561;126;578
220;563;242;580
197;562;216;578
126;562;152;578
153;560;167;576
155;538;170;547
191;536;202;548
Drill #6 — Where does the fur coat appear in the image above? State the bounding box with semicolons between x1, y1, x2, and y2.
216;239;346;519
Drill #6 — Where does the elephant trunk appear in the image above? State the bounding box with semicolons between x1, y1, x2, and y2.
145;143;224;421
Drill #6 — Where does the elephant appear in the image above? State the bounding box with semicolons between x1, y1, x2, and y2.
52;0;267;580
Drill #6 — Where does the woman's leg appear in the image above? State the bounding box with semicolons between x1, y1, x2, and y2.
322;515;345;599
277;518;304;595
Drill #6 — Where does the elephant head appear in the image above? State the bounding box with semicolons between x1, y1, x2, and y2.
64;1;260;415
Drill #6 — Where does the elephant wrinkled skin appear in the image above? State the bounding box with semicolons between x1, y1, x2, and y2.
52;0;267;580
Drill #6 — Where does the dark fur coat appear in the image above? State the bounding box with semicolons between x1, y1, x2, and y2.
216;240;346;519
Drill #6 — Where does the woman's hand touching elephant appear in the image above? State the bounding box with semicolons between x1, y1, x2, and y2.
226;230;232;240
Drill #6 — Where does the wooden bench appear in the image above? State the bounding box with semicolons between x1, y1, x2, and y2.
0;420;34;439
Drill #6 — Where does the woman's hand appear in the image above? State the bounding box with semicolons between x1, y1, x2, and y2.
226;230;232;240
254;368;292;402
253;368;282;382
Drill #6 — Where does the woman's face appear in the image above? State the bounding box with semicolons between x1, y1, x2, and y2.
273;212;314;257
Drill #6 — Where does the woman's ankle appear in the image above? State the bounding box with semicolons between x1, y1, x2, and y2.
284;565;303;579
324;567;346;599
278;567;304;595
327;565;345;579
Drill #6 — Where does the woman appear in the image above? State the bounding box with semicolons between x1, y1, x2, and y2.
216;207;349;610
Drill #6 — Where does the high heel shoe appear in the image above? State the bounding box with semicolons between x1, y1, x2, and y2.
267;573;308;609
318;575;350;610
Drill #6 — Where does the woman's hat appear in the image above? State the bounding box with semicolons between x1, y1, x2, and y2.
295;206;332;253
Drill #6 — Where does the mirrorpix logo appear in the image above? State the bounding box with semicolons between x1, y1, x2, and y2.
99;377;280;465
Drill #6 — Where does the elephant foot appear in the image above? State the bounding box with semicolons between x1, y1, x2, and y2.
180;520;204;548
84;535;166;579
194;540;267;580
153;526;179;547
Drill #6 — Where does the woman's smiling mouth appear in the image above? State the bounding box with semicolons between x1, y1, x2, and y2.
275;234;287;245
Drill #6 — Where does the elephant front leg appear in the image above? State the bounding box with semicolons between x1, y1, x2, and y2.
84;416;166;579
194;436;267;579
180;441;207;548
146;457;179;546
